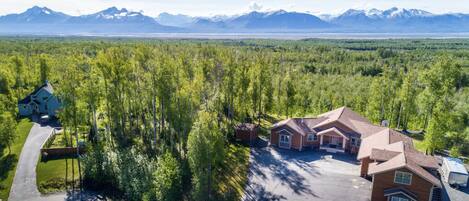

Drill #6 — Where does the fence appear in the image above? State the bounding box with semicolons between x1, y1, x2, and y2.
40;147;85;158
40;128;86;159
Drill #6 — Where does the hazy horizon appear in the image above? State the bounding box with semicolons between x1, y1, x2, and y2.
3;0;469;17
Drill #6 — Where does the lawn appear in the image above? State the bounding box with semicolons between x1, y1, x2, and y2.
218;143;250;201
36;157;79;194
408;133;426;152
0;119;33;200
44;132;87;148
37;128;84;194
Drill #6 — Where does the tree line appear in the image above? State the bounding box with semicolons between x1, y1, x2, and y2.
0;38;468;200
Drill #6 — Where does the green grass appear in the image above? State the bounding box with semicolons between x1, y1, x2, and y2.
36;158;79;194
218;143;250;201
0;119;33;200
45;132;87;148
408;133;426;152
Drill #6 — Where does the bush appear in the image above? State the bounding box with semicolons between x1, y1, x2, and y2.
449;146;461;158
148;152;182;201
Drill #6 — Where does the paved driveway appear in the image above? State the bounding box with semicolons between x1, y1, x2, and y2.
9;122;104;201
9;123;54;201
243;141;372;201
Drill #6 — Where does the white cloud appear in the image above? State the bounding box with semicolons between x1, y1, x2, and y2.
249;1;263;11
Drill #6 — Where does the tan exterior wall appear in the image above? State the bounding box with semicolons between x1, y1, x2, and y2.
371;168;434;201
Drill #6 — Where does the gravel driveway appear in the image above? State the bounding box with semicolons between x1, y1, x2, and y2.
243;140;372;201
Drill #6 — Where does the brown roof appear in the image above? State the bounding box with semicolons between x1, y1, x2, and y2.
368;152;441;187
272;118;308;136
357;128;392;160
272;106;377;138
316;127;349;139
370;149;401;161
314;107;372;132
271;106;441;187
235;123;259;131
363;129;440;187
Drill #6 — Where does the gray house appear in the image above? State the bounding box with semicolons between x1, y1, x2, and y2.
18;81;61;117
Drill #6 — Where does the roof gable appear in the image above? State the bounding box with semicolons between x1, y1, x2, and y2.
384;187;418;201
368;152;441;187
18;81;55;104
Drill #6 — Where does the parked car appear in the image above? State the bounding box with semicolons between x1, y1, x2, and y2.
441;157;468;188
40;115;50;123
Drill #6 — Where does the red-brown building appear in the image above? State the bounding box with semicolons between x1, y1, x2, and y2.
270;107;373;153
235;123;259;144
270;107;442;201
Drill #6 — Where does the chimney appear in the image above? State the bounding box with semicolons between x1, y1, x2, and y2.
381;120;389;127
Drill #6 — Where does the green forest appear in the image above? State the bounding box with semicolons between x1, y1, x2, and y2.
0;38;468;201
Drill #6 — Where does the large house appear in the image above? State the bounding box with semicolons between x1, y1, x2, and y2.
18;81;61;117
270;107;442;201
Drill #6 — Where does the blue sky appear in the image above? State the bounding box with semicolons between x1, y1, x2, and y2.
2;0;469;17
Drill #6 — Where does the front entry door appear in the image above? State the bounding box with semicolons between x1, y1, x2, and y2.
330;136;340;145
279;134;291;149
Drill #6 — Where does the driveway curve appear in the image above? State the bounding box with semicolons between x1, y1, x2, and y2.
9;122;54;201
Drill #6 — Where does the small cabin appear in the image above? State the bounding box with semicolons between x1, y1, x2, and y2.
235;123;259;144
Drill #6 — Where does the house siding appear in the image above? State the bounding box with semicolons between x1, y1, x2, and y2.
360;157;372;177
46;96;60;116
17;84;61;117
236;128;258;142
271;126;303;150
315;121;360;153
371;167;434;201
18;104;32;116
303;134;320;148
291;132;302;150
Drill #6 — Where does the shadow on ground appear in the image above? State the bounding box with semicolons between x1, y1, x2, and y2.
0;154;17;181
244;138;320;200
243;137;370;201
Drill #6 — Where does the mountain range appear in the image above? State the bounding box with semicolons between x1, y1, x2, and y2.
1;6;469;35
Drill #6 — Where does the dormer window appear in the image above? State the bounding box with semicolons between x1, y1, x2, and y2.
394;171;412;185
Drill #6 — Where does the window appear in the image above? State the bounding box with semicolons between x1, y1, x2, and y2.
394;171;412;185
280;135;290;143
307;133;317;141
391;196;410;201
351;137;361;146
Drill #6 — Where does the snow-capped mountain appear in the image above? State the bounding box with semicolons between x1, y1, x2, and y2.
0;6;70;23
1;6;469;34
192;10;331;31
333;7;433;20
329;7;469;32
67;7;156;24
0;6;180;34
